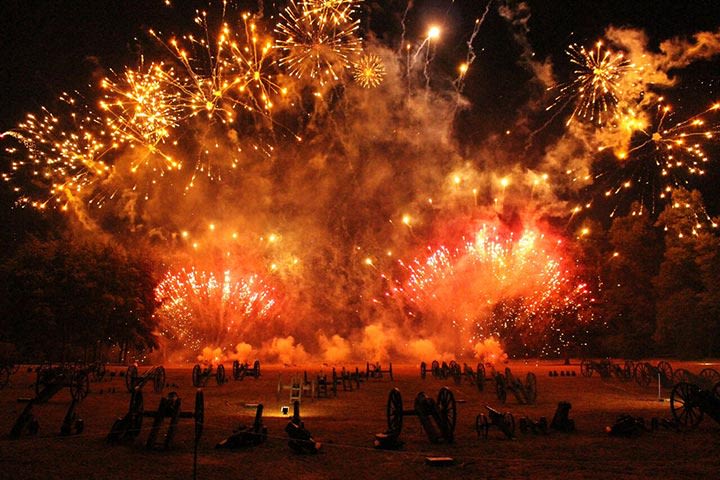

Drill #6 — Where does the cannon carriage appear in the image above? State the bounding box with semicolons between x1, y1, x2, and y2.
672;367;720;389
366;361;393;381
125;365;166;393
192;363;227;387
108;388;204;450
670;381;720;428
580;358;634;381
233;360;261;380
377;386;457;447
632;361;674;388
494;367;537;404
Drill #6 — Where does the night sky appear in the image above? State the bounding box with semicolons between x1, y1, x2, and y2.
1;0;719;228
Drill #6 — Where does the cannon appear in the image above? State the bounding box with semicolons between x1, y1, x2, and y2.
233;360;261;380
34;363;90;401
216;403;267;448
366;361;393;380
495;368;537;404
285;401;321;454
382;387;456;444
476;405;515;439
10;363;89;438
672;367;720;389
670;381;720;428
277;373;316;403
633;361;674;388
580;358;633;381
580;358;635;381
192;363;227;387
125;365;166;393
108;388;204;450
462;363;486;391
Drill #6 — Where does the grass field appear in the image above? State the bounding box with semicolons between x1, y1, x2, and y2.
1;360;719;479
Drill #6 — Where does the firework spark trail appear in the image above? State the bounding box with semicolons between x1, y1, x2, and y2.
1;93;115;211
155;267;277;356
549;41;631;126
100;62;183;172
352;54;386;88
452;0;492;113
387;224;591;356
275;0;362;84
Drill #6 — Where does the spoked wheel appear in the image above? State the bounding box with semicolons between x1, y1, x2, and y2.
70;371;90;401
125;365;138;393
699;368;720;389
525;372;537;404
192;364;202;387
670;382;704;428
216;364;226;385
420;362;427;379
431;360;440;378
580;359;592;377
496;374;507;404
232;360;240;380
253;360;261;378
437;387;457;442
673;368;691;384
634;362;652;387
657;361;674;387
154;366;166;393
387;388;403;434
476;363;485;392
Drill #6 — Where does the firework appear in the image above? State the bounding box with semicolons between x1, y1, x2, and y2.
100;62;182;171
155;267;277;356
275;0;362;83
1;94;115;210
301;0;361;25
577;100;720;225
352;54;386;88
551;41;631;126
387;225;591;356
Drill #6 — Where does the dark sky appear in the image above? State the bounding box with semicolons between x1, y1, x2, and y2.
1;0;718;130
0;0;719;229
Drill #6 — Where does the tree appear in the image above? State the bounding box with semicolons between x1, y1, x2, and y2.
0;234;159;361
599;206;661;357
653;189;720;358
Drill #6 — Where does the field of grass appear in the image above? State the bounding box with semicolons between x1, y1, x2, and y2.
1;360;719;479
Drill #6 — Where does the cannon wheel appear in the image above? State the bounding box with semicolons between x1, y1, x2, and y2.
431;360;440;378
125;365;138;393
634;362;652;387
154;366;166;393
192;364;202;387
657;361;673;385
699;368;720;387
670;382;704;428
580;359;592;377
496;374;507;404
194;389;205;441
673;368;691;384
476;363;485;392
216;364;226;385
437;387;457;442
387;388;403;434
232;360;240;380
388;362;394;381
70;370;90;401
475;414;489;438
420;362;426;379
525;372;537;404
